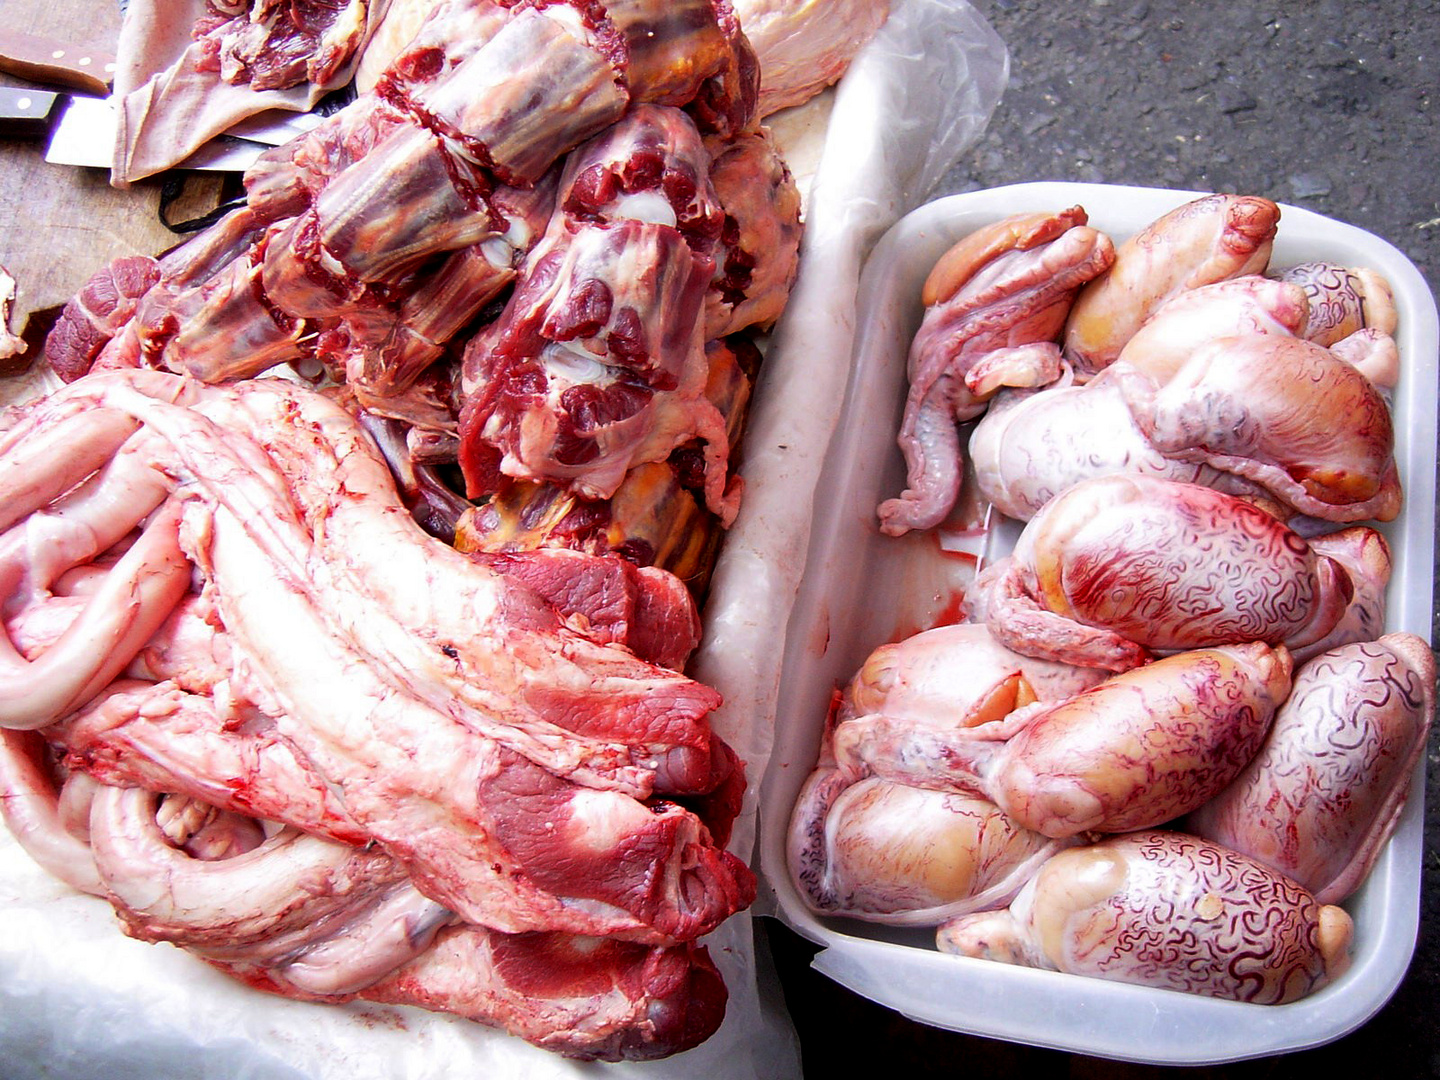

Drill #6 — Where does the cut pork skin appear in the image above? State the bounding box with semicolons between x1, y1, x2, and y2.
4;370;754;944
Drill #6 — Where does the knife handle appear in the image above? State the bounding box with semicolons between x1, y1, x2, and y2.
0;87;62;139
0;29;116;96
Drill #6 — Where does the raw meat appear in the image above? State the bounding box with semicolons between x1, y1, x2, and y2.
1187;633;1434;903
978;475;1360;671
832;643;1292;839
936;831;1353;1005
0;367;755;1057
877;208;1114;535
1062;193;1280;374
731;0;890;115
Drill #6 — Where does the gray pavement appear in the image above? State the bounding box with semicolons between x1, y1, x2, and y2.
769;2;1440;1075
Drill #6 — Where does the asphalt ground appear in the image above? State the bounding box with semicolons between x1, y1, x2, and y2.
767;2;1440;1077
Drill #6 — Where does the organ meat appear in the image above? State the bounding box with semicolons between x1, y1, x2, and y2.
1118;333;1402;522
788;624;1097;924
832;643;1292;839
977;475;1361;671
877;208;1115;536
1061;193;1281;374
936;831;1353;1005
1187;633;1434;904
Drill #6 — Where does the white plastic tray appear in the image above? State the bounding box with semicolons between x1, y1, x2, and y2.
757;182;1439;1064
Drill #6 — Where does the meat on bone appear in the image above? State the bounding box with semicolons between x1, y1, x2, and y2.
978;475;1360;672
51;0;766;405
703;126;802;338
44;257;163;382
1187;633;1435;904
936;831;1353;1005
0;266;24;365
458;104;742;522
3;721;731;1060
831;642;1292;839
1061;193;1280;374
193;0;376;92
877;207;1115;536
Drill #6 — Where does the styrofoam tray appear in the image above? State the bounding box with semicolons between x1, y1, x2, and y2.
757;182;1439;1064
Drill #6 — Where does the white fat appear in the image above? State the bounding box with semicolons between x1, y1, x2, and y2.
541;342;611;385
610;191;678;228
563;789;635;853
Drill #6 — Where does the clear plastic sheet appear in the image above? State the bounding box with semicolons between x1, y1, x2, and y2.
0;2;1008;1075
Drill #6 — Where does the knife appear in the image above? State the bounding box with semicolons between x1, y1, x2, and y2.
44;94;271;171
0;86;64;140
0;29;115;96
42;89;348;171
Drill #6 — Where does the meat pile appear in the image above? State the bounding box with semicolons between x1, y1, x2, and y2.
789;194;1433;1006
0;370;752;1059
54;0;805;584
0;0;867;1061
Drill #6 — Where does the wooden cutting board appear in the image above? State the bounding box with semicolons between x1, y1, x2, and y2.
0;0;230;368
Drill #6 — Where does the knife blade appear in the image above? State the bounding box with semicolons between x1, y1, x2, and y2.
0;86;63;140
0;29;115;96
44;94;268;172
